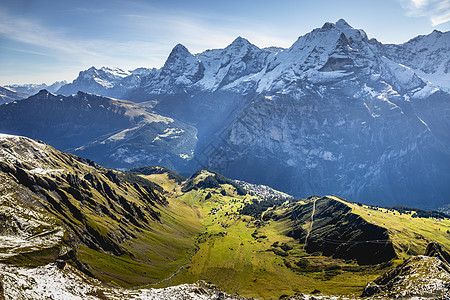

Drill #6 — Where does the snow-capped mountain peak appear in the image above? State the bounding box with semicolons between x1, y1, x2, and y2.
382;29;450;92
165;44;194;62
227;36;253;50
52;20;449;98
140;43;205;93
5;81;67;95
81;66;131;81
162;44;203;77
289;19;360;54
56;66;133;95
335;18;350;27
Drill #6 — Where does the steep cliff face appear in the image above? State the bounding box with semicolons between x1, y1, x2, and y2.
209;88;449;209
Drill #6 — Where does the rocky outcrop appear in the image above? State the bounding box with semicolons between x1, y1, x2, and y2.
362;242;450;298
0;263;250;300
425;242;450;268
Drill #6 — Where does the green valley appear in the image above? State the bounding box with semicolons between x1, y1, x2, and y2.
134;169;450;299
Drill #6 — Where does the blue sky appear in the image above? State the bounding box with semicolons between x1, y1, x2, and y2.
1;0;449;85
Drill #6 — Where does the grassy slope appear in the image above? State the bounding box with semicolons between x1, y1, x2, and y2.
77;193;202;287
70;182;450;295
163;189;387;299
328;196;450;259
64;170;203;287
140;173;180;193
141;175;448;299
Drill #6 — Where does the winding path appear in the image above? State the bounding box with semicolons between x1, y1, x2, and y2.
142;235;200;288
304;199;316;248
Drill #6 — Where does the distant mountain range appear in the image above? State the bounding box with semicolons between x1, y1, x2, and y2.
1;81;68;104
0;86;29;104
53;20;450;99
1;19;449;210
5;80;67;95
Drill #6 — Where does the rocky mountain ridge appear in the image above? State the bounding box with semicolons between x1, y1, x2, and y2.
0;133;206;287
55;19;450;98
0;90;197;169
0;134;166;259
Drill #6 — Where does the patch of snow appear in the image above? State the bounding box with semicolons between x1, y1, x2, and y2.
29;168;63;175
0;203;64;259
416;116;432;132
412;83;440;98
321;151;336;161
93;77;114;88
0;263;259;300
0;133;24;140
152;127;185;143
178;153;190;159
415;70;450;93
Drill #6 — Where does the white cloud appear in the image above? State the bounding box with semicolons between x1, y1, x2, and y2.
120;11;292;53
400;0;450;26
0;7;291;70
411;0;429;8
0;8;166;72
0;3;294;84
0;9;102;59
